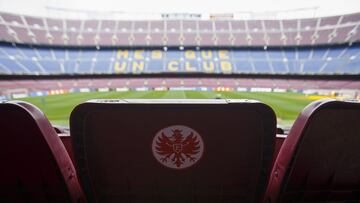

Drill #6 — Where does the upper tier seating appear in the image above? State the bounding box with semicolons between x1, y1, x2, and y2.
70;99;276;203
264;99;360;202
0;101;86;203
1;11;360;47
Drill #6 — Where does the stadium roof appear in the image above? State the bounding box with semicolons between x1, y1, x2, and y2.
0;0;359;20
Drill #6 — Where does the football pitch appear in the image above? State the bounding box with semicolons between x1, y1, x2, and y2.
20;91;331;128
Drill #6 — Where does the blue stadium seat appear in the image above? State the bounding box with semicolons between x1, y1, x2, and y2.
39;60;62;74
37;48;54;59
311;47;327;59
53;49;67;60
235;61;253;73
67;49;81;60
250;50;267;59
21;47;39;58
77;60;92;73
326;47;343;58
1;45;21;57
344;59;360;74
253;61;272;73
96;49;115;59
63;60;78;74
321;60;347;73
21;59;43;73
283;49;296;60
287;60;301;74
80;50;95;59
233;50;251;59
147;60;164;72
343;46;360;58
271;61;288;73
267;50;283;60
166;50;183;59
93;60;110;73
0;65;9;73
303;60;324;73
297;48;311;60
0;58;27;74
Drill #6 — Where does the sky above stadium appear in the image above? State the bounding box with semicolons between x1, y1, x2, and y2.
0;0;359;19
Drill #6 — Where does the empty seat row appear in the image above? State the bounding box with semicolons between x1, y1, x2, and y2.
0;99;359;202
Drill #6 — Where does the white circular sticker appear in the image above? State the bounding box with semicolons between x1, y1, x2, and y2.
152;125;204;170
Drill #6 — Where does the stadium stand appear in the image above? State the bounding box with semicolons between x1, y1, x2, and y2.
0;100;86;203
70;99;276;203
0;11;359;100
264;99;360;202
0;43;359;75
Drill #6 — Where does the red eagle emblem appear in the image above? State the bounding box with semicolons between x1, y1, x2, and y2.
152;125;204;169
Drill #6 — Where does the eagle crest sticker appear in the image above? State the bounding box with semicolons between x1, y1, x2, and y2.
152;125;204;169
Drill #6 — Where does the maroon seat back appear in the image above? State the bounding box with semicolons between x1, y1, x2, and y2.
264;99;360;203
0;101;85;203
71;99;276;203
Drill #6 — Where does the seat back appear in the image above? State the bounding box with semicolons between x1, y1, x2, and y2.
264;99;360;203
0;101;85;203
70;99;276;203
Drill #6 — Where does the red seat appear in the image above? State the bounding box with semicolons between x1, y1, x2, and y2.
0;101;86;203
264;99;360;203
70;99;276;203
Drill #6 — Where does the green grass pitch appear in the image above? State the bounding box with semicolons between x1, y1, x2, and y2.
20;91;329;128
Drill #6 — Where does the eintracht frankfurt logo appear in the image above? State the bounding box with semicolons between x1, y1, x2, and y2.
152;125;204;169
